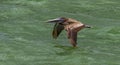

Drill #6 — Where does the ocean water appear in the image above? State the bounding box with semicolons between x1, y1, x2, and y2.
0;0;120;65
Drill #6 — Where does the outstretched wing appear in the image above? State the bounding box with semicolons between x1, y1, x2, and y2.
69;30;77;47
52;23;64;39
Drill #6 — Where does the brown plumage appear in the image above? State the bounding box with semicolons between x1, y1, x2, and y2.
47;17;91;47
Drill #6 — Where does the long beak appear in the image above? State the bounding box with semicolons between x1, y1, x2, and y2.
47;18;61;23
85;25;91;28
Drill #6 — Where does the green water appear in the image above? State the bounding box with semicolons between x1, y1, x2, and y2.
0;0;120;65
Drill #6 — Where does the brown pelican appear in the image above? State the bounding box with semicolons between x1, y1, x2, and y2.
47;17;91;47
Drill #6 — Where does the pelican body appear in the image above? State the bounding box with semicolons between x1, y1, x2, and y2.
47;17;91;47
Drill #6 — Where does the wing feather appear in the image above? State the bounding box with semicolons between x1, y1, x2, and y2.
52;23;64;39
69;30;77;47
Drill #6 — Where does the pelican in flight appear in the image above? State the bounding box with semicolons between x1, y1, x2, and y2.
47;17;91;47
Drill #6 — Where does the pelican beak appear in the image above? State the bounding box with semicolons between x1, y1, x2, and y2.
47;18;62;23
85;25;91;28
